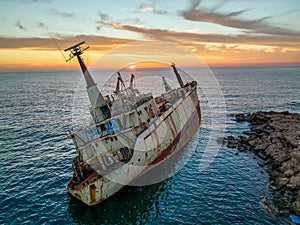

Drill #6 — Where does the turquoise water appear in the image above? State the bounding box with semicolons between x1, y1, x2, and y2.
0;67;299;224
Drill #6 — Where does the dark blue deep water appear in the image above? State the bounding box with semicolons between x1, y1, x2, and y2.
0;67;299;224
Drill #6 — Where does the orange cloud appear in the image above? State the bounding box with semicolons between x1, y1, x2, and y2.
0;34;300;71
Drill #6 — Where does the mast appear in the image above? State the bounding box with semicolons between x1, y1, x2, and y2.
162;77;171;92
64;41;111;123
130;74;135;89
117;72;126;89
171;63;184;88
114;76;121;94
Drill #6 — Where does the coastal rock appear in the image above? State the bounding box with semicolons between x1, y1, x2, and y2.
287;173;300;190
250;124;267;132
254;142;270;151
251;112;268;125
242;130;257;136
291;151;300;162
284;134;299;148
291;199;300;216
272;177;290;190
227;142;237;148
248;137;262;147
283;169;294;178
229;111;300;216
225;135;239;148
262;197;290;216
258;152;268;160
239;135;248;144
281;158;299;173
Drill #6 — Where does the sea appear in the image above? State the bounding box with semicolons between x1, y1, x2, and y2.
0;66;299;225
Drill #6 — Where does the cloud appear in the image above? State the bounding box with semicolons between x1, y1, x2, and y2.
30;0;51;2
0;35;133;52
19;0;52;2
38;22;46;29
96;12;111;31
99;12;110;21
15;21;27;31
180;2;300;37
96;11;141;31
189;0;201;10
50;9;74;18
97;21;300;48
123;0;169;15
278;9;300;16
96;2;300;48
1;35;299;69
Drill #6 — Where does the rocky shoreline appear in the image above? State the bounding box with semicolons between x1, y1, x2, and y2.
225;111;300;216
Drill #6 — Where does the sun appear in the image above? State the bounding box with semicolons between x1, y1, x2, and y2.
128;64;135;70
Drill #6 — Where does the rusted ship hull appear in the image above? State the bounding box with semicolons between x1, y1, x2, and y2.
67;88;200;206
64;42;201;206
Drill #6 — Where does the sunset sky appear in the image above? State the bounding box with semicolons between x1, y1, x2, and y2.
0;0;300;70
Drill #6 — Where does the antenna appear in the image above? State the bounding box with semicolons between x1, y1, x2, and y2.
64;41;89;62
64;41;95;87
40;24;68;62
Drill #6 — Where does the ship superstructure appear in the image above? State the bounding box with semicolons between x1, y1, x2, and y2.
65;42;201;205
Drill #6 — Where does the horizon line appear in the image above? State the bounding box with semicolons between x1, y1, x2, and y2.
1;63;300;73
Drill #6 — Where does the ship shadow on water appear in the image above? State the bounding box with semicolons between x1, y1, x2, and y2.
67;131;200;224
67;180;170;224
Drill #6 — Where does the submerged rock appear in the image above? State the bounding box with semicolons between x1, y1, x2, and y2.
216;137;225;144
225;135;239;148
235;113;253;122
226;111;300;216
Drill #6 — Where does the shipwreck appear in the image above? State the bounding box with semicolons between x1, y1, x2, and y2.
65;42;201;206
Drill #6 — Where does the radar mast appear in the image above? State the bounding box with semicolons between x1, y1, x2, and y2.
64;42;111;123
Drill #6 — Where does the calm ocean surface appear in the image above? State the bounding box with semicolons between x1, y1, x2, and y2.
0;66;299;224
